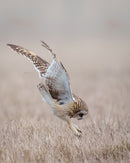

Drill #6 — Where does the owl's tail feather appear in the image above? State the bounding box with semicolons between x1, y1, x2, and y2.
37;82;54;106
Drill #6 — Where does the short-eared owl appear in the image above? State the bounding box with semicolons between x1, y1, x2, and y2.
7;41;88;136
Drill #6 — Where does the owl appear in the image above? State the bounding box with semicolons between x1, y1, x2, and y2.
7;41;88;136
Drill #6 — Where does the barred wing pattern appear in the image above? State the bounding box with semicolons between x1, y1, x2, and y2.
7;42;74;104
7;44;49;77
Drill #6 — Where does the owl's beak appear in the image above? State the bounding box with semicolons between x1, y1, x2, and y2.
77;117;83;120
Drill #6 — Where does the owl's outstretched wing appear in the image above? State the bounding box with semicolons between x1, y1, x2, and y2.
7;44;49;77
7;42;74;104
41;41;74;103
45;57;74;103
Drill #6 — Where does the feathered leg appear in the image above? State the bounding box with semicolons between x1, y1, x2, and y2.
67;121;82;136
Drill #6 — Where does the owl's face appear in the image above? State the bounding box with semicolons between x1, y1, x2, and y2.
73;100;88;120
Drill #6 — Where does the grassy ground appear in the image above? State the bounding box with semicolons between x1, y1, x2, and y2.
0;40;130;162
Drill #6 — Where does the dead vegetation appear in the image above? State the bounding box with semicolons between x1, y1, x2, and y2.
0;41;130;162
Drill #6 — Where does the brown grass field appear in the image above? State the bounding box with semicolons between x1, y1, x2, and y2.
0;39;130;162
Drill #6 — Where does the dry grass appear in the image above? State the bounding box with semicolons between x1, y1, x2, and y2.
0;40;130;162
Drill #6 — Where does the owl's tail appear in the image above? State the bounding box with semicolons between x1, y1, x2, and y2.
37;82;54;106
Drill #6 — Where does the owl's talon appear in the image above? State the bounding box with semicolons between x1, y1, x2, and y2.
74;126;82;136
76;128;82;134
68;121;82;136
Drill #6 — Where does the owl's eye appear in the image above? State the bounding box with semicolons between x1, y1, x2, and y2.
79;113;84;117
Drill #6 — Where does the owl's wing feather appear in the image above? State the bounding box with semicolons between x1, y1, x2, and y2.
41;41;56;59
41;41;73;103
7;42;74;103
41;41;74;104
45;57;73;103
7;44;49;77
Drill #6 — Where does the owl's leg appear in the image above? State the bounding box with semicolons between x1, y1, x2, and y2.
67;121;82;136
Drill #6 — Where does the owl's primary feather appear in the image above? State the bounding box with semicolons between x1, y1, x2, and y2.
7;44;49;77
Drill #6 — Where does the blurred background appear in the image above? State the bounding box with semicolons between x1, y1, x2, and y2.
0;0;130;120
0;1;130;162
1;0;130;69
1;0;130;40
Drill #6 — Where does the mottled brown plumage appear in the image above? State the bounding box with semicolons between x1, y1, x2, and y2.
7;44;49;76
7;41;88;136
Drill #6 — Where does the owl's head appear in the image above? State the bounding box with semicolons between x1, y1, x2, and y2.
73;98;88;120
